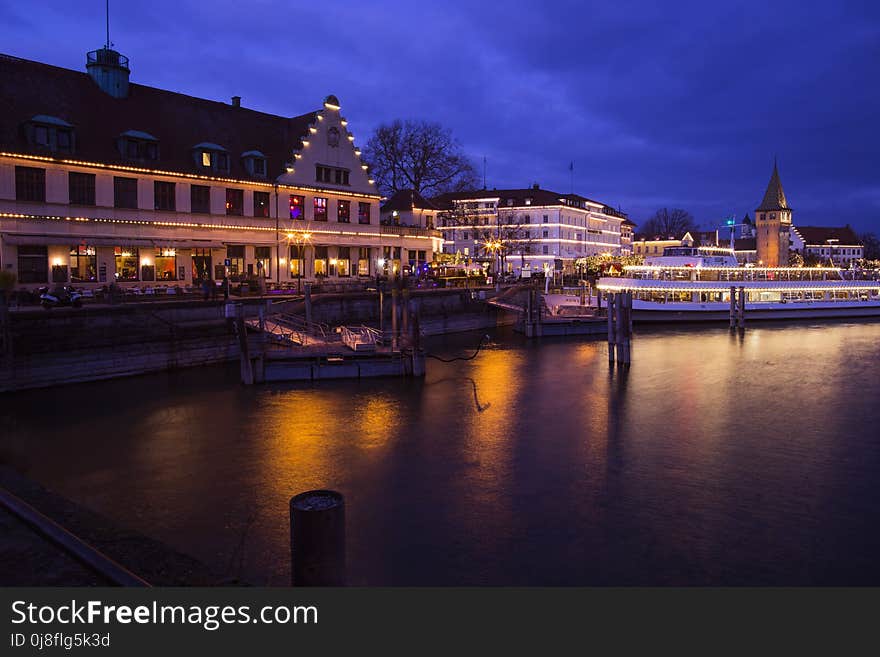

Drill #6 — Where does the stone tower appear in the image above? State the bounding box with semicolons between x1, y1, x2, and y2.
755;160;792;267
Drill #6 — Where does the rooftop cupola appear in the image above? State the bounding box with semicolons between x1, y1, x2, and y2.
86;47;130;98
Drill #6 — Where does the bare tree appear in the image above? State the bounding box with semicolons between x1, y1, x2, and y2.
640;208;697;239
439;204;536;273
364;120;480;197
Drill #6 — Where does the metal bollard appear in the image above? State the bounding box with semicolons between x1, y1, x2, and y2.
290;490;346;586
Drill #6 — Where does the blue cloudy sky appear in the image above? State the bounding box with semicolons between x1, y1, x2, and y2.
2;0;878;232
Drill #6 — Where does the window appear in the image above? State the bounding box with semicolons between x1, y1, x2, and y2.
17;245;48;284
253;191;270;218
336;246;351;276
542;245;549;255
226;245;245;275
314;197;328;221
316;165;349;185
69;245;97;283
542;230;549;238
28;120;74;152
255;246;271;278
244;156;266;177
197;148;229;172
114;247;139;281
426;214;434;229
314;246;328;276
463;232;469;241
68;172;95;205
289;195;305;220
525;197;532;205
113;176;138;209
524;215;530;224
56;130;72;151
154;181;176;211
337;199;350;223
289;245;304;277
119;135;159;160
154;248;177;281
358;202;371;225
357;247;370;276
226;188;244;215
191;185;211;213
15;166;45;202
543;215;548;223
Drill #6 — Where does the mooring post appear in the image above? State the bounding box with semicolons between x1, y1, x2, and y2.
738;286;746;329
289;490;346;586
391;287;399;351
729;286;736;329
235;303;253;385
304;283;313;327
401;288;410;346
615;291;625;363
378;286;384;333
619;291;632;364
607;292;616;363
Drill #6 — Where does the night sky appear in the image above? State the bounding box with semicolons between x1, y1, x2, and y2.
2;0;878;233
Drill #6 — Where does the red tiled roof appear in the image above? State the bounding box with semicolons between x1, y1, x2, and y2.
0;53;317;180
793;225;861;246
380;189;438;213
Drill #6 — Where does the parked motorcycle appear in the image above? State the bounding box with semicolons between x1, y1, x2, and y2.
40;285;84;309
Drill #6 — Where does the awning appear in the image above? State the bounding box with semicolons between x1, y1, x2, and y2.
1;234;225;249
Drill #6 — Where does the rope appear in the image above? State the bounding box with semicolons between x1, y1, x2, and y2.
426;334;490;362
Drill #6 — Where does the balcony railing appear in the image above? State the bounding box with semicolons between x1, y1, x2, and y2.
87;49;130;70
379;224;442;238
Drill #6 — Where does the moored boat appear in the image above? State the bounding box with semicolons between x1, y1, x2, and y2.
597;246;880;322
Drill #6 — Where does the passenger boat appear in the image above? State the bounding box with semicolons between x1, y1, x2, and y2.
596;246;880;322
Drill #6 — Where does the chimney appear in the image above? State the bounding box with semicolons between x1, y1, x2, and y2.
532;183;540;190
231;96;241;107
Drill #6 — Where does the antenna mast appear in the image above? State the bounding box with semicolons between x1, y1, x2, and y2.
105;0;110;48
482;156;487;189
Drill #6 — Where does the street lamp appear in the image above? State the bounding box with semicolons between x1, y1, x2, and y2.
287;231;311;294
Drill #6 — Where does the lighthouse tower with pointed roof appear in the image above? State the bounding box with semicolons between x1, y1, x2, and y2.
755;160;792;267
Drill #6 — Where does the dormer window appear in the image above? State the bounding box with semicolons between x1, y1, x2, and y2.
118;130;159;161
26;115;74;152
193;143;229;173
241;150;268;178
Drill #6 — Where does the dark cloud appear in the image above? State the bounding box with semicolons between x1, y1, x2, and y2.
2;0;878;231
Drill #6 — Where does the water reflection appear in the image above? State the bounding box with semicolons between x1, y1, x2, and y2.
2;321;880;585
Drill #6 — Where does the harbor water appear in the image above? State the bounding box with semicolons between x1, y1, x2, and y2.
2;321;880;585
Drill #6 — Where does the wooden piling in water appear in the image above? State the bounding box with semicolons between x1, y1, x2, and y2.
304;283;313;326
235;304;253;385
401;289;410;345
289;490;345;586
729;286;736;329
391;287;399;351
738;286;746;329
607;292;616;363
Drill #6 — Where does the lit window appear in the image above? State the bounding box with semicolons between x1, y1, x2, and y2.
314;197;328;221
202;151;211;167
289;195;305;220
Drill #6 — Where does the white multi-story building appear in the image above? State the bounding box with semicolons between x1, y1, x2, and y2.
790;226;863;265
432;185;628;273
0;46;443;289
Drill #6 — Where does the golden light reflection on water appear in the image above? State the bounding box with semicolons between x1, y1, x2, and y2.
4;322;880;584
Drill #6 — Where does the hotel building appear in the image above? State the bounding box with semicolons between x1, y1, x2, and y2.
431;185;628;273
0;46;442;289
